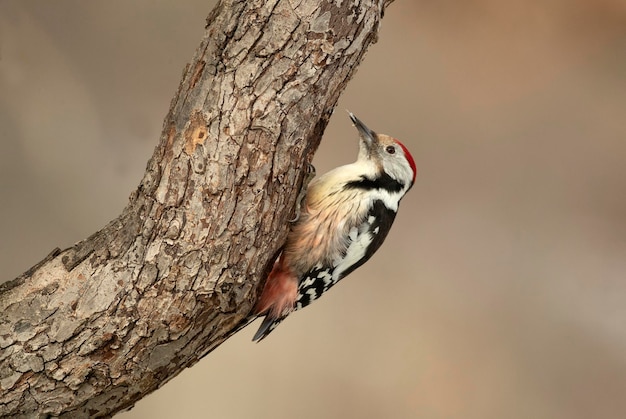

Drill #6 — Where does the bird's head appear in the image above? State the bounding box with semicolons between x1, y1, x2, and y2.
349;113;417;191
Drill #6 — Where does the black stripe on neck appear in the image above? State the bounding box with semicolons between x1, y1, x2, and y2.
344;173;404;193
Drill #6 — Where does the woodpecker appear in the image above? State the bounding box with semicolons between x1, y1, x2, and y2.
252;113;417;341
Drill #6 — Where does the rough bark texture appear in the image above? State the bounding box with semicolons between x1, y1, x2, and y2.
0;0;394;417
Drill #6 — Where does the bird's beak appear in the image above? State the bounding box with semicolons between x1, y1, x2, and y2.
349;112;377;150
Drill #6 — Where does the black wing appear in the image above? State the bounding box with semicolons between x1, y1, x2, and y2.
296;199;397;310
253;200;396;341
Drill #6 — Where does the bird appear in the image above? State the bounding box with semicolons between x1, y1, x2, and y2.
251;112;417;341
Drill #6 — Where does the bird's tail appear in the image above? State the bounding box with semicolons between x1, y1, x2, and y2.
252;314;285;342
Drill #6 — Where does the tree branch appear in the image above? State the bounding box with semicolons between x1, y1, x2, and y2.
0;0;394;416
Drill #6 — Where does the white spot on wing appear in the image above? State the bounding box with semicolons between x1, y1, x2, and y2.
333;226;373;281
301;276;316;288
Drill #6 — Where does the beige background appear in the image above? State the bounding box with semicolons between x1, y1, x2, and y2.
2;1;626;418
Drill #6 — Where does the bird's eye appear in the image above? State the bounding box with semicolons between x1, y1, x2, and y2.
385;146;396;154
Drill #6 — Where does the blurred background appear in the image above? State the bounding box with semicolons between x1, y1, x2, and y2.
1;1;626;418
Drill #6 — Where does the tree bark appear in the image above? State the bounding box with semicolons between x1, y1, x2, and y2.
0;0;394;416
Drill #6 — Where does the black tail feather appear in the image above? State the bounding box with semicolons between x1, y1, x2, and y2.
252;314;285;342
